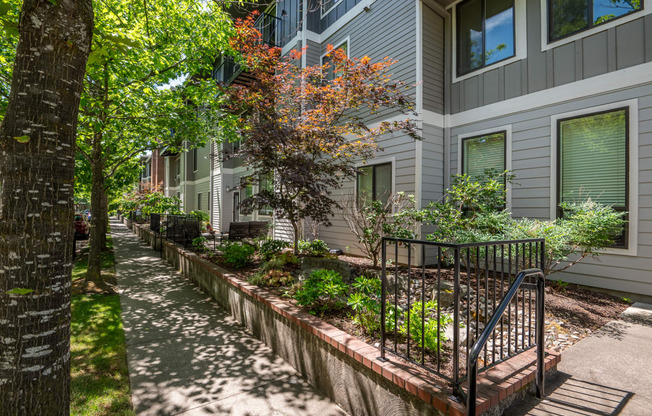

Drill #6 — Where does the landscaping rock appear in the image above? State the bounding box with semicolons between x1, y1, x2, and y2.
298;256;352;281
431;281;474;307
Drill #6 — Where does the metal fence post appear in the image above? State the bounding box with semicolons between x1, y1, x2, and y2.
379;238;387;361
453;247;461;397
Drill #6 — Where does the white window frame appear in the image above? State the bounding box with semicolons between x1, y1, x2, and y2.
321;0;344;19
549;99;638;256
451;0;527;83
320;37;350;74
456;125;513;210
540;0;650;52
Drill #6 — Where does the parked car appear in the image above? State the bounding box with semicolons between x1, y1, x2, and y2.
74;213;90;240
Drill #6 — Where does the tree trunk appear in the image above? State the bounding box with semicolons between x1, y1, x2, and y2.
87;133;105;281
291;220;299;256
0;1;93;414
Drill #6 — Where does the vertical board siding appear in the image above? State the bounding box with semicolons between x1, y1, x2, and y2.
450;0;652;113
422;5;445;114
450;83;652;295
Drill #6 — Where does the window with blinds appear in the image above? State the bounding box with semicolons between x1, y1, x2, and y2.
462;132;506;181
558;108;628;247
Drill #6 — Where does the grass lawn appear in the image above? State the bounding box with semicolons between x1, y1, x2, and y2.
71;234;134;416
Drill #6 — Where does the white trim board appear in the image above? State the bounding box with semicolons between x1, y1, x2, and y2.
540;2;651;52
450;61;652;127
549;99;638;257
456;125;513;211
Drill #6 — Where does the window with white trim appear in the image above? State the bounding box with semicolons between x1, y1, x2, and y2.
557;108;628;247
322;0;343;16
258;173;274;216
461;131;506;182
548;0;643;42
456;0;515;76
321;40;348;81
356;162;392;207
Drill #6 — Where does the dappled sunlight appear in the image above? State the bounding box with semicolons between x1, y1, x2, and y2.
110;219;347;415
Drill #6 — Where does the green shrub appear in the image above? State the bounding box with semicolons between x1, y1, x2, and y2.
297;239;329;256
294;269;347;314
399;301;452;352
259;239;290;261
190;210;210;222
221;242;255;269
248;269;294;287
192;236;208;253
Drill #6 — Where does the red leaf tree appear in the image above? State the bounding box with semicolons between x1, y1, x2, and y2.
222;14;419;253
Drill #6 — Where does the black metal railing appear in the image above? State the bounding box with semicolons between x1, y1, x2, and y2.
378;237;546;403
212;12;281;84
466;268;545;416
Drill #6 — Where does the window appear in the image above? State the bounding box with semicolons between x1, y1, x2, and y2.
549;0;642;41
258;173;274;216
198;193;202;211
461;132;506;182
322;0;342;16
558;108;628;247
321;40;348;81
208;192;211;211
457;0;515;76
357;163;392;207
175;157;181;178
192;148;198;172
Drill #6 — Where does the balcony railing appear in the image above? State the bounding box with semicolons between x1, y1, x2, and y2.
212;12;281;85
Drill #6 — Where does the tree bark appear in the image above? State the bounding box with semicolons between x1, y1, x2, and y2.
87;133;105;281
0;1;93;414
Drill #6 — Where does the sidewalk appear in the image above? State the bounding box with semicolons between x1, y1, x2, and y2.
507;302;652;415
111;219;348;416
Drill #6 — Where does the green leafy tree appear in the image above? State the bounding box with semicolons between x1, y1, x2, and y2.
76;0;238;281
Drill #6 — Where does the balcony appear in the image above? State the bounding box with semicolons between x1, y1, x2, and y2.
212;12;281;86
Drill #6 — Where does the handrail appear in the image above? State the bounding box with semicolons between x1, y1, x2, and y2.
466;268;546;416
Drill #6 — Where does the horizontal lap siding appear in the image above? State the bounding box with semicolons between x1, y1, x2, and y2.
451;0;652;113
321;0;417;126
319;131;417;255
450;83;652;296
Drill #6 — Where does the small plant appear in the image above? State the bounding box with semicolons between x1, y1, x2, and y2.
190;210;210;222
297;239;329;257
221;242;255;269
399;301;452;352
293;269;348;314
259;239;291;261
554;279;570;292
347;276;382;333
248;269;294;287
192;236;208;253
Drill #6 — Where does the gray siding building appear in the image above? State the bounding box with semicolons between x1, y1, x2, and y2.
166;0;652;297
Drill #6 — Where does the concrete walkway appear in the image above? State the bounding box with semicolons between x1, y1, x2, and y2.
507;302;652;415
111;219;348;416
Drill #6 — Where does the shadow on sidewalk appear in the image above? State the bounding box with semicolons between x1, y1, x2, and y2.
507;371;633;416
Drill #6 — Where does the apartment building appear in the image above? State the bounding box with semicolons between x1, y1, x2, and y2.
164;0;652;297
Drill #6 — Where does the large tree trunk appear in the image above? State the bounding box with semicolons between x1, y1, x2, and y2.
0;1;93;414
87;133;105;281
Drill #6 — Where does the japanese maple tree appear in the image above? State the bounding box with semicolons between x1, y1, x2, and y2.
222;14;419;253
